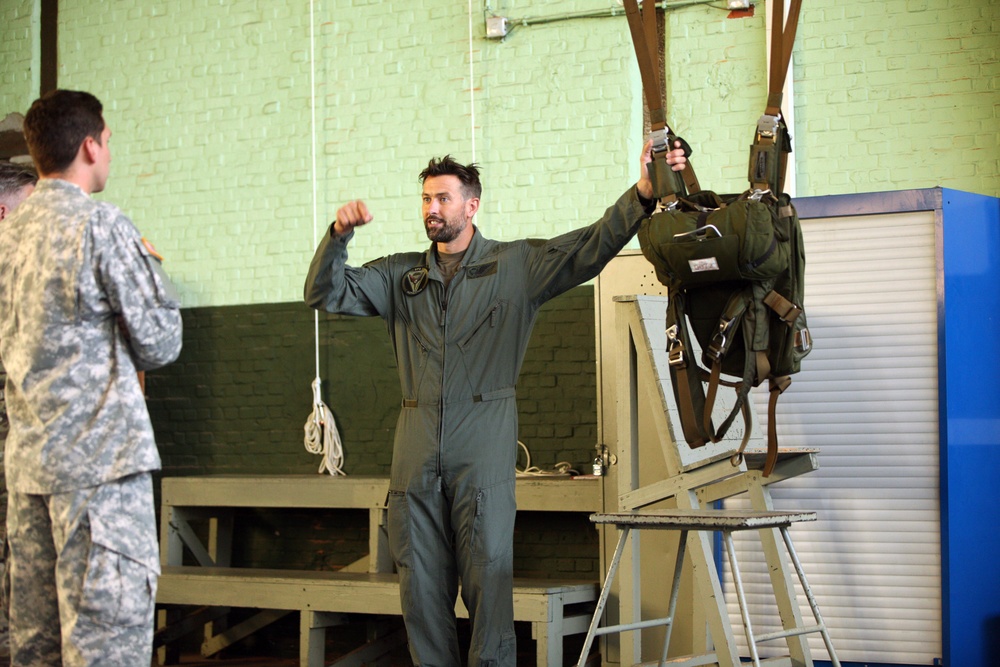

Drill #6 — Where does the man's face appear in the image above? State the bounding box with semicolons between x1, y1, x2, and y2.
422;175;475;244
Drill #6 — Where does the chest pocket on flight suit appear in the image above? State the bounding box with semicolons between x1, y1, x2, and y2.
394;305;432;367
458;300;504;351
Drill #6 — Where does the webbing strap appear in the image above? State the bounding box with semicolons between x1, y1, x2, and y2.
622;0;700;200
750;0;804;194
669;295;754;450
764;375;792;476
703;361;722;439
767;0;803;115
667;299;709;448
675;362;708;448
764;289;802;324
624;0;665;129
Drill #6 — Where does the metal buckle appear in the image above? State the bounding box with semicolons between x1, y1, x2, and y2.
666;325;685;367
648;127;671;154
707;317;734;360
748;188;771;202
796;328;813;353
657;199;679;213
707;336;726;361
756;113;780;139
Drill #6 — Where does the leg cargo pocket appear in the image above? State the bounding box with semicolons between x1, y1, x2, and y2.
469;479;516;566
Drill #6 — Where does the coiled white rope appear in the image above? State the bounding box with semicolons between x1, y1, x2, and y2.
303;1;345;476
304;378;345;476
515;440;579;477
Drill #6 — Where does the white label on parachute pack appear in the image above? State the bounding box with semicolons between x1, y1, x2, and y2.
689;257;720;273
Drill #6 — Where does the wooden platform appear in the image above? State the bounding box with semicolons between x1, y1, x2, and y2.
155;475;604;667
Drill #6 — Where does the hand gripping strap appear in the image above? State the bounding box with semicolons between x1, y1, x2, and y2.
622;0;701;200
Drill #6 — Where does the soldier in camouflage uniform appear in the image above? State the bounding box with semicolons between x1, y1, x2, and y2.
0;90;183;666
0;162;38;435
0;160;38;659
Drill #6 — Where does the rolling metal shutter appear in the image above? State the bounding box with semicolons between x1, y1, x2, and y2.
725;208;942;664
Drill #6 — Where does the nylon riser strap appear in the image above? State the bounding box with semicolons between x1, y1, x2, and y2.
666;287;756;447
621;0;701;201
666;295;711;448
748;125;789;194
749;0;802;194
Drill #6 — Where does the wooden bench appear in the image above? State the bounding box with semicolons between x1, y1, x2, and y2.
155;475;603;666
157;566;598;667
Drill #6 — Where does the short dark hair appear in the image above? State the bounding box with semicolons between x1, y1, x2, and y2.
0;162;38;199
419;155;482;200
23;89;106;175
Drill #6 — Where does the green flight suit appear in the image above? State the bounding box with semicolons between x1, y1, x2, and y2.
305;187;653;666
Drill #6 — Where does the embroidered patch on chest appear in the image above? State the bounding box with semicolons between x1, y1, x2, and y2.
402;267;429;296
465;261;497;279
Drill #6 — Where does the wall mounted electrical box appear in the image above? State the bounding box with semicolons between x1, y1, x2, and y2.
486;16;508;39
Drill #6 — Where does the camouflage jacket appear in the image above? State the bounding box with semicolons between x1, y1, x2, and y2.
0;179;182;494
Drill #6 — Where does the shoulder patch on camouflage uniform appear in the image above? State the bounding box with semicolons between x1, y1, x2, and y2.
141;238;164;262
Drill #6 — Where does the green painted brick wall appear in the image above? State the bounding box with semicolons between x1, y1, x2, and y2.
0;1;36;117
2;0;995;309
143;287;600;574
146;287;598;478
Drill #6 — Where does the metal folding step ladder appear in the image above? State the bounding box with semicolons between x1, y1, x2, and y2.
577;509;839;667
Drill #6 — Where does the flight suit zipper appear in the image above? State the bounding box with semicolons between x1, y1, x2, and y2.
437;284;446;479
436;265;464;480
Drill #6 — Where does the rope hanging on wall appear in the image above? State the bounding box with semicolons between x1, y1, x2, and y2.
301;0;480;475
303;0;345;476
305;378;345;475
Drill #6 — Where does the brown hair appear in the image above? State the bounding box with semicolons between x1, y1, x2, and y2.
419;155;482;200
23;90;105;174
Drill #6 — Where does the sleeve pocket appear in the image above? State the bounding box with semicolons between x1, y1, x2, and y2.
134;238;181;309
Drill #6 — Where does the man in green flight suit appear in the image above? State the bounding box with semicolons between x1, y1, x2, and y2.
305;139;686;666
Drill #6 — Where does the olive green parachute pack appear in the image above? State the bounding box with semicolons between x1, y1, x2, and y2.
623;0;811;476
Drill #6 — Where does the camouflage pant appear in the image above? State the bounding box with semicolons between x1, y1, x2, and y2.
5;472;159;666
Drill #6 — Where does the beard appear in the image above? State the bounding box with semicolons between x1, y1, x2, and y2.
424;214;467;243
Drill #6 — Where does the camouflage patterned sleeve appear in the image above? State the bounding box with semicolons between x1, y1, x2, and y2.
93;205;183;371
